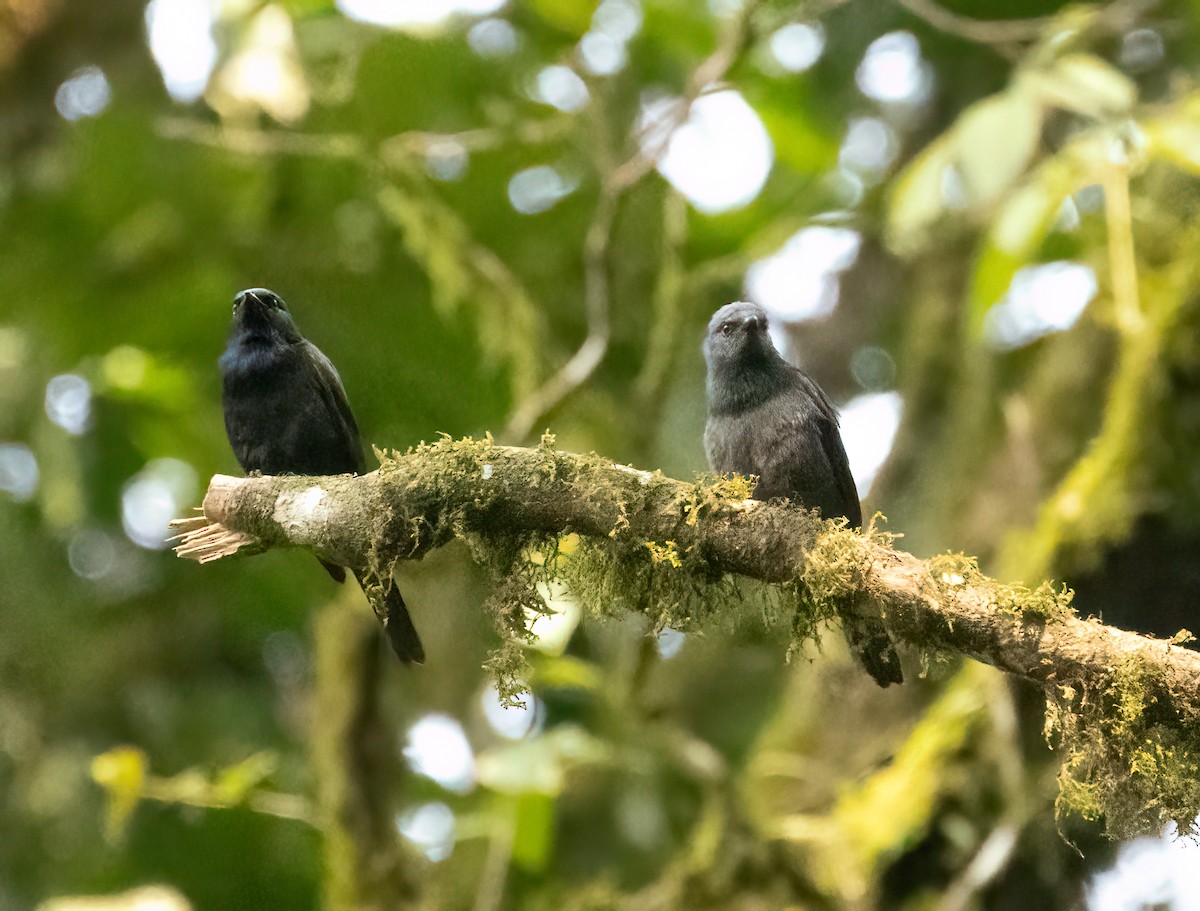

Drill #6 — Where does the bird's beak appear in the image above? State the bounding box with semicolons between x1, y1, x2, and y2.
232;290;274;330
235;289;266;310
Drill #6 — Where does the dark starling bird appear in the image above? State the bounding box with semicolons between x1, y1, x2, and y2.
703;301;902;687
219;288;424;664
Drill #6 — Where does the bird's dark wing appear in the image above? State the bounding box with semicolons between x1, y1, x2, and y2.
785;375;897;684
813;410;862;528
753;408;849;521
303;341;366;474
789;371;862;526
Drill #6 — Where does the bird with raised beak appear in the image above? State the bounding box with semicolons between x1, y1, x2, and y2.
219;287;424;664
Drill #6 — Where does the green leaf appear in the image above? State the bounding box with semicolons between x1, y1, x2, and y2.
282;0;337;16
1022;53;1137;119
476;725;607;795
98;346;196;411
91;747;148;839
213;751;278;804
528;0;597;35
966;123;1116;333
969;180;1063;330
1145;94;1200;174
532;654;604;692
745;82;840;175
885;132;957;256
990;180;1061;258
511;793;556;872
954;90;1043;207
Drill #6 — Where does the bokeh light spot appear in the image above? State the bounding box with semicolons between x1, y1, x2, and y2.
746;226;861;323
425;138;469;181
642;90;774;214
507;166;578;215
121;458;198;550
708;0;744;18
840;116;898;176
145;0;218;102
849;346;897;392
579;0;639;74
985;261;1097;350
0;443;38;502
481;685;542;740
580;32;627;75
263;630;308;690
0;327;29;372
616;786;667;848
214;5;310;123
403;714;476;793
656;627;686;659
1087;822;1200;910
103;345;151;390
396;802;456;861
856;31;932;106
45;374;92;435
68;527;117;581
769;22;824;73
840;392;903;497
339;0;505;28
593;0;642;41
1119;28;1164;73
467;17;518;56
532;65;589;113
55;66;112;121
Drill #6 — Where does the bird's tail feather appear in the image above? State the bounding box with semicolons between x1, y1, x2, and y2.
843;613;903;687
353;570;425;665
381;585;425;665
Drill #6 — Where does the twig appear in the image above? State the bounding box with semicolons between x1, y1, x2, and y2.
1103;152;1144;335
157;118;365;160
500;182;619;441
471;800;517;911
632;190;689;416
894;0;1055;45
896;0;1159;48
614;1;759;193
939;822;1020;911
140;781;316;826
500;3;760;441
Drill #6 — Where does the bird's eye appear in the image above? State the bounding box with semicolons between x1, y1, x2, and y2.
720;323;734;336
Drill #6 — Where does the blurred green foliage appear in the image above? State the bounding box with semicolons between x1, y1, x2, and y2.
5;0;1200;908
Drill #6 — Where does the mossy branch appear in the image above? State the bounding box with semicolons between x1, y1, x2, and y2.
175;435;1200;839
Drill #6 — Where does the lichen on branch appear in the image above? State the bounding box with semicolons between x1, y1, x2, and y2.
175;434;1200;839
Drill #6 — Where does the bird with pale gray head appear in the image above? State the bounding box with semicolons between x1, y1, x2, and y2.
703;301;902;686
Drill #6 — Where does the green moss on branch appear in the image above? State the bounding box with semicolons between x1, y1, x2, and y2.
187;436;1200;839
